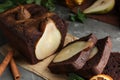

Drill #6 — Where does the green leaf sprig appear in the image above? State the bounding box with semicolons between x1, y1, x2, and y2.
27;0;56;11
0;0;55;13
0;0;14;13
41;0;55;11
70;8;87;23
68;73;85;80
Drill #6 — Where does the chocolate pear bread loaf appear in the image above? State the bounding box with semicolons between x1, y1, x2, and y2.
103;52;120;80
76;36;112;79
0;4;67;64
48;34;97;74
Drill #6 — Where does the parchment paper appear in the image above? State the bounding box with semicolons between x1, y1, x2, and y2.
0;33;77;80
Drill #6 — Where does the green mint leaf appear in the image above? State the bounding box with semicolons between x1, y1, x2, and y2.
0;8;5;13
69;8;86;23
0;0;13;8
45;3;55;11
41;0;55;11
35;0;42;5
77;9;86;23
0;0;13;13
68;73;85;80
0;0;56;12
11;0;26;5
26;0;34;4
70;14;76;22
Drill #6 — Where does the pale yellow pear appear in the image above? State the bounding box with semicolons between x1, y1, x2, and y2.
83;0;115;14
74;0;84;5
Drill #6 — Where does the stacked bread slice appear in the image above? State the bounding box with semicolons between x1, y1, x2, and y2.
48;34;97;74
48;34;120;80
76;36;112;79
103;52;120;80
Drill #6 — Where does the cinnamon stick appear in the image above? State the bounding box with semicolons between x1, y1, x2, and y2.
0;50;13;76
10;58;20;80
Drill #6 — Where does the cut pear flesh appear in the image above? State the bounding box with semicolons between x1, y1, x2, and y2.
88;47;98;60
53;41;93;63
83;0;115;14
35;19;61;60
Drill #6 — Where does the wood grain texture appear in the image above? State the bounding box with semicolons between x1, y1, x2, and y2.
72;0;119;26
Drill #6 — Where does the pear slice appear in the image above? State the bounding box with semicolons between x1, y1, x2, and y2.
35;19;61;60
88;47;98;60
53;41;93;63
83;0;115;14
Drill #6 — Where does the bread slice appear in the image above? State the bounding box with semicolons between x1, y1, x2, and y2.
48;34;97;74
103;52;120;80
76;36;112;79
